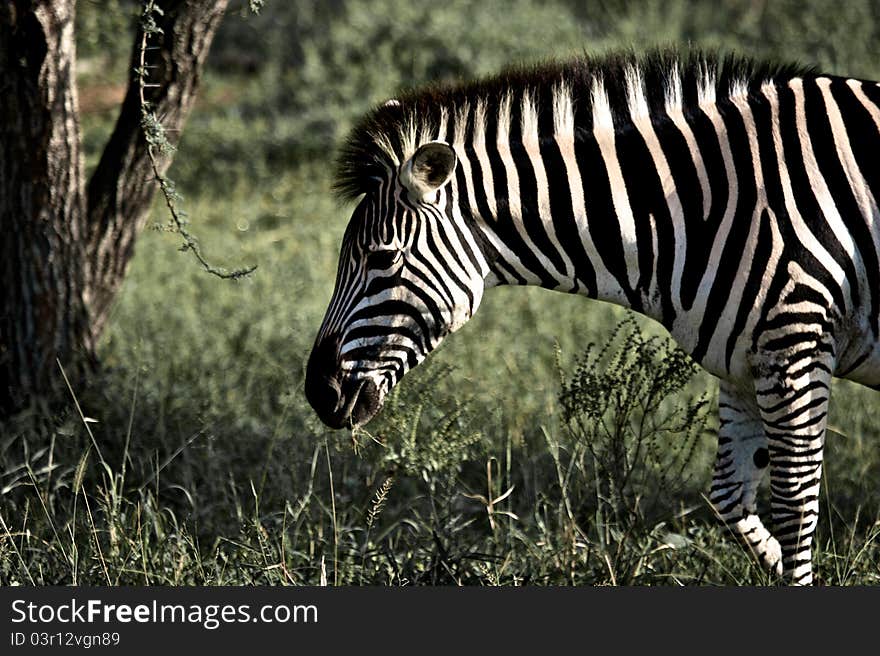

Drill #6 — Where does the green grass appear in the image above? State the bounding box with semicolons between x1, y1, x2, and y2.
2;161;878;586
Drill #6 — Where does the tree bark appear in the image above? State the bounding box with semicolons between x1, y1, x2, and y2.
0;0;228;416
1;0;91;413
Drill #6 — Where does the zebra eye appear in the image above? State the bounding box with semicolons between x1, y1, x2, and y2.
366;248;400;270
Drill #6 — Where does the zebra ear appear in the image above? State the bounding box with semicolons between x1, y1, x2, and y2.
399;141;457;203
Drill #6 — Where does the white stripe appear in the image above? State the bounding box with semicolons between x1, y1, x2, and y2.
729;77;750;102
797;78;857;269
552;81;574;136
624;65;650;120
485;92;556;284
665;65;712;220
697;64;716;107
434;185;490;281
591;77;640;291
552;83;623;302
627;66;687;319
435;106;449;144
522;89;576;289
703;92;765;367
471;98;497;219
451;101;531;281
664;64;683;116
678;94;739;352
767;261;834;322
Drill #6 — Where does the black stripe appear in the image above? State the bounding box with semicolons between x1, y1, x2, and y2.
780;80;853;312
416;211;474;310
540;129;598;295
344;324;428;355
679;107;729;311
483;93;557;286
348;300;433;344
397;262;454;328
651;104;705;260
692;98;757;364
574;135;640;305
725;209;773;368
510;102;569;281
846;82;880;248
614;113;674;325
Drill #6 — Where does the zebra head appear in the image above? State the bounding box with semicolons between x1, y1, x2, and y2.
306;141;489;429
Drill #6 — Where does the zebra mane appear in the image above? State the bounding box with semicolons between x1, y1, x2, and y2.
333;48;816;202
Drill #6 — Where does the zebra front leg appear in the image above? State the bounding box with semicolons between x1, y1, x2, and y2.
754;348;833;585
710;381;781;577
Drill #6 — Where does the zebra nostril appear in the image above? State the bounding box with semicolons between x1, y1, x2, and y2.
328;377;344;413
305;370;346;428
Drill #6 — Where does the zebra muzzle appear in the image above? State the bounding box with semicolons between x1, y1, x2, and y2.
305;336;383;428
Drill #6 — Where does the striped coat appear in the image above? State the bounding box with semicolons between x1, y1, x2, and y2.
306;50;880;584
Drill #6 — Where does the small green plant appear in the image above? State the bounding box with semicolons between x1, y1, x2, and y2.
361;363;485;492
555;316;712;581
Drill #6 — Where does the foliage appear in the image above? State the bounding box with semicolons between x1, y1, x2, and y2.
75;0;138;63
557;318;710;533
543;319;726;583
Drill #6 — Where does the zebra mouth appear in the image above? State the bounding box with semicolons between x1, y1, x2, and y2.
346;377;382;427
310;376;382;429
305;336;385;429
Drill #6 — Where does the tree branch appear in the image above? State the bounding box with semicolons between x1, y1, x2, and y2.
136;0;256;282
84;0;230;338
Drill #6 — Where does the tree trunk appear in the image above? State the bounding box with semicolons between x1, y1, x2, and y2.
0;0;228;416
1;0;90;413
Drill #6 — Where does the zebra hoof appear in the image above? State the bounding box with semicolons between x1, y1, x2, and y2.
760;537;783;577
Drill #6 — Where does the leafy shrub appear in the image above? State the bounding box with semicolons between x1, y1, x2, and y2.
558;317;710;526
552;317;713;582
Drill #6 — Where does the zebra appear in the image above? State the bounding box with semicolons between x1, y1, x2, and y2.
305;49;880;585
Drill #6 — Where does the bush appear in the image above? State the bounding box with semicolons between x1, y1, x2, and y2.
559;317;710;521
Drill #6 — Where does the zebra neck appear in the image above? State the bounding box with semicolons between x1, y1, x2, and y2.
458;103;700;329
